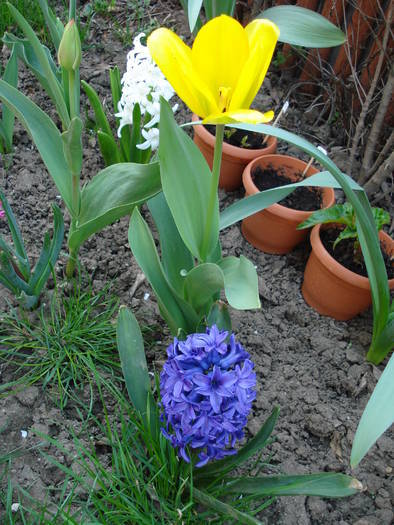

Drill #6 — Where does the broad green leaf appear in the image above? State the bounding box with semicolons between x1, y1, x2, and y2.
297;204;353;230
226;473;362;498
61;116;83;176
116;306;152;419
351;353;394;468
188;0;203;32
97;130;121;166
0;80;74;213
37;0;63;51
159;98;219;262
81;80;113;137
28;204;64;295
129;208;199;335
206;301;232;332
372;207;390;231
218;256;260;310
69;162;161;251
193;488;262;525
196;407;279;481
259;6;346;47
183;263;224;314
147;191;194;294
7;3;70;128
1;47;18;151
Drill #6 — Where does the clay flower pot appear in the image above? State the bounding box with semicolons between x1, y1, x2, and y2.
192;114;277;191
241;154;336;254
302;224;394;320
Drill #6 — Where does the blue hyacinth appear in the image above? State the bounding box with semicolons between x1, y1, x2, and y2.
160;325;256;467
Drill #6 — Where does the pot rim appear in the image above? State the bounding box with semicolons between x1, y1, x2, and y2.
310;223;394;289
242;153;335;220
192;113;277;159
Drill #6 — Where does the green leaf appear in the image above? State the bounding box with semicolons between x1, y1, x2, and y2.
206;301;232;332
0;252;30;294
183;263;224;315
147;191;194;295
28;204;64;296
159;97;219;261
351;353;394;468
259;6;346;47
226;473;362;498
97;130;121;166
128;208;199;335
218;256;260;310
7;3;70;128
130;103;142;163
196;407;279;480
0;79;74;213
69;162;161;252
187;0;203;32
372;207;390;232
116;306;152;420
61;116;83;176
1;47;18;151
193;488;262;525
81;80;113;137
297;204;352;230
37;0;63;51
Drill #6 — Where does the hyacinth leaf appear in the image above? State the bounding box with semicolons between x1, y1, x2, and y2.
130;103;142;164
220;122;390;363
202;0;236;19
351;353;394;468
6;3;69;128
37;0;63;51
259;6;345;47
206;301;232;333
193;488;262;525
187;0;203;32
159;97;219;261
0;80;74;214
218;256;260;310
81;80;113;137
0;189;29;279
109;66;121;114
97;130;121;167
116;306;152;421
1;46;18;152
183;263;224;315
68;162;161;252
129;208;199;335
28;204;64;296
225;473;362;498
147;192;194;295
196;407;279;481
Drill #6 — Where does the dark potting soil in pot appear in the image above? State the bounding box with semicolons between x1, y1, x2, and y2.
251;166;322;211
205;124;269;149
321;228;394;278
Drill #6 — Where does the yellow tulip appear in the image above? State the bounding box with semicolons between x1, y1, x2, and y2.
147;15;279;124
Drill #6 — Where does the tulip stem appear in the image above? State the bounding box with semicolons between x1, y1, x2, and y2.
201;124;224;261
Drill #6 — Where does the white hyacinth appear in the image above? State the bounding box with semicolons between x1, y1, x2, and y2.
116;33;178;151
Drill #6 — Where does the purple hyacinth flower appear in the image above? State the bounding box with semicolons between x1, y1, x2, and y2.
194;365;236;413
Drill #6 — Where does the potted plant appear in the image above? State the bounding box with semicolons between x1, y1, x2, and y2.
192;114;277;191
298;203;394;320
241;154;336;254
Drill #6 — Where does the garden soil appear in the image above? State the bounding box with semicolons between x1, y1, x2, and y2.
1;2;393;523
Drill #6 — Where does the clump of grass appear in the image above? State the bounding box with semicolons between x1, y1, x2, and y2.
0;279;120;408
0;0;48;46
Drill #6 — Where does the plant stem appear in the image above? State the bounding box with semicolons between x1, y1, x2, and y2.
68;69;77;120
69;0;76;21
200;124;224;261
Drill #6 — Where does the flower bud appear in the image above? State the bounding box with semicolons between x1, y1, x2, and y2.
57;19;81;71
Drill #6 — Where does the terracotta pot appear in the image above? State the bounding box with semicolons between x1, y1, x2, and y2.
241;154;336;254
192;114;277;191
302;224;394;320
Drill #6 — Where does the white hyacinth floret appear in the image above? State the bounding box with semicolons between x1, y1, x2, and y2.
116;33;178;151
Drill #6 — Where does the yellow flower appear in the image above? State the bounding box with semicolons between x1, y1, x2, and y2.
147;15;279;124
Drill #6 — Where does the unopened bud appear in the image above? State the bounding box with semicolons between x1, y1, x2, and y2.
58;19;81;71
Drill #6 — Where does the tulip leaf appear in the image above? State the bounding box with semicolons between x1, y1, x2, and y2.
218;256;260;310
159;97;219;262
196;407;279;481
187;0;203;32
1;46;18;152
68;162;161;251
259;6;346;48
350;353;394;468
206;301;232;333
37;0;63;51
0;80;74;213
225;473;362;498
116;306;152;420
183;263;224;315
128;208;199;335
147;191;194;295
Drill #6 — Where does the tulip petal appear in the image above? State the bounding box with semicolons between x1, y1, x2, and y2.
202;109;274;125
148;28;217;118
192;15;249;109
230;19;279;111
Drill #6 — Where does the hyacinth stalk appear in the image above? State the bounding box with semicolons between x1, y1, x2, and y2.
160;325;256;467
